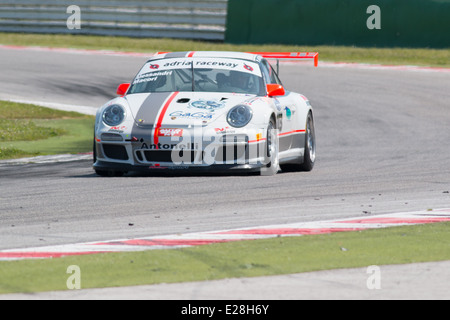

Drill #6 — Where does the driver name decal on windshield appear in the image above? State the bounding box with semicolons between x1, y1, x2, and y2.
133;70;173;85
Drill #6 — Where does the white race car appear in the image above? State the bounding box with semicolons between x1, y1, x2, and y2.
93;51;318;176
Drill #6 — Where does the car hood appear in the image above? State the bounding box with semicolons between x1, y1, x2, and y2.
124;92;258;128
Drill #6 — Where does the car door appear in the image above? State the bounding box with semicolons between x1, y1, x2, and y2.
261;59;297;152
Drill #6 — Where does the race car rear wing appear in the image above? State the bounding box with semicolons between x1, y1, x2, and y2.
247;52;319;74
153;51;318;74
155;51;318;66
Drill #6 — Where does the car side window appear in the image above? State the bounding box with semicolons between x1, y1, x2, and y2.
269;65;282;86
260;59;282;85
260;60;271;84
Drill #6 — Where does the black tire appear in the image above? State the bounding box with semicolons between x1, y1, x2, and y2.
95;170;125;177
300;112;316;171
261;120;279;176
93;138;97;164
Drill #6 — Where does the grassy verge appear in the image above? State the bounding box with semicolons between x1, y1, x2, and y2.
1;32;450;67
1;222;449;294
0;100;94;160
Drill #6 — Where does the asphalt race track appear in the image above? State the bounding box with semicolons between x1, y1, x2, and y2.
0;47;450;299
1;46;450;250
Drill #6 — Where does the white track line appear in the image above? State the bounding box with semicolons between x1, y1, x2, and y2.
1;209;449;261
0;153;93;166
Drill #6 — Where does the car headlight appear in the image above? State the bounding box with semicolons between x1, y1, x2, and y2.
103;104;125;126
227;105;253;128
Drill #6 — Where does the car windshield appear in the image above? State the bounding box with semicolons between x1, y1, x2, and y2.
128;57;265;96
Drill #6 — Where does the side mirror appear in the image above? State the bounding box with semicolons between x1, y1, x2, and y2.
266;84;285;97
116;83;130;96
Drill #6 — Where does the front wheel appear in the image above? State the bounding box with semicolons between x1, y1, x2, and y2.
261;120;279;176
95;169;125;177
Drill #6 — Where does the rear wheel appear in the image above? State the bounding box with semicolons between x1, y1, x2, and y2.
281;112;316;172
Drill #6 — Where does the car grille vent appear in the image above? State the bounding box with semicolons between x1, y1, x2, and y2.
102;144;129;160
139;150;204;164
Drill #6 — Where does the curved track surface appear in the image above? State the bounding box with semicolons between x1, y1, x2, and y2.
1;46;450;254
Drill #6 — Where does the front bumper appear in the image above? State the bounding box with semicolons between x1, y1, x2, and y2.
93;159;263;174
94;130;268;174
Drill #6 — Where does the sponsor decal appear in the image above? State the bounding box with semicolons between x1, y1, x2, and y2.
108;126;126;133
163;60;192;67
195;61;238;68
169;111;214;120
285;107;292;120
140;142;199;150
161;59;240;69
214;127;236;135
133;58;262;79
157;128;183;137
189;99;225;112
244;63;254;72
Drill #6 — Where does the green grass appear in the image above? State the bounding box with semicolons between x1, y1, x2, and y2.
0;147;37;159
1;32;450;67
0;100;94;160
0;119;66;142
1;222;449;294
